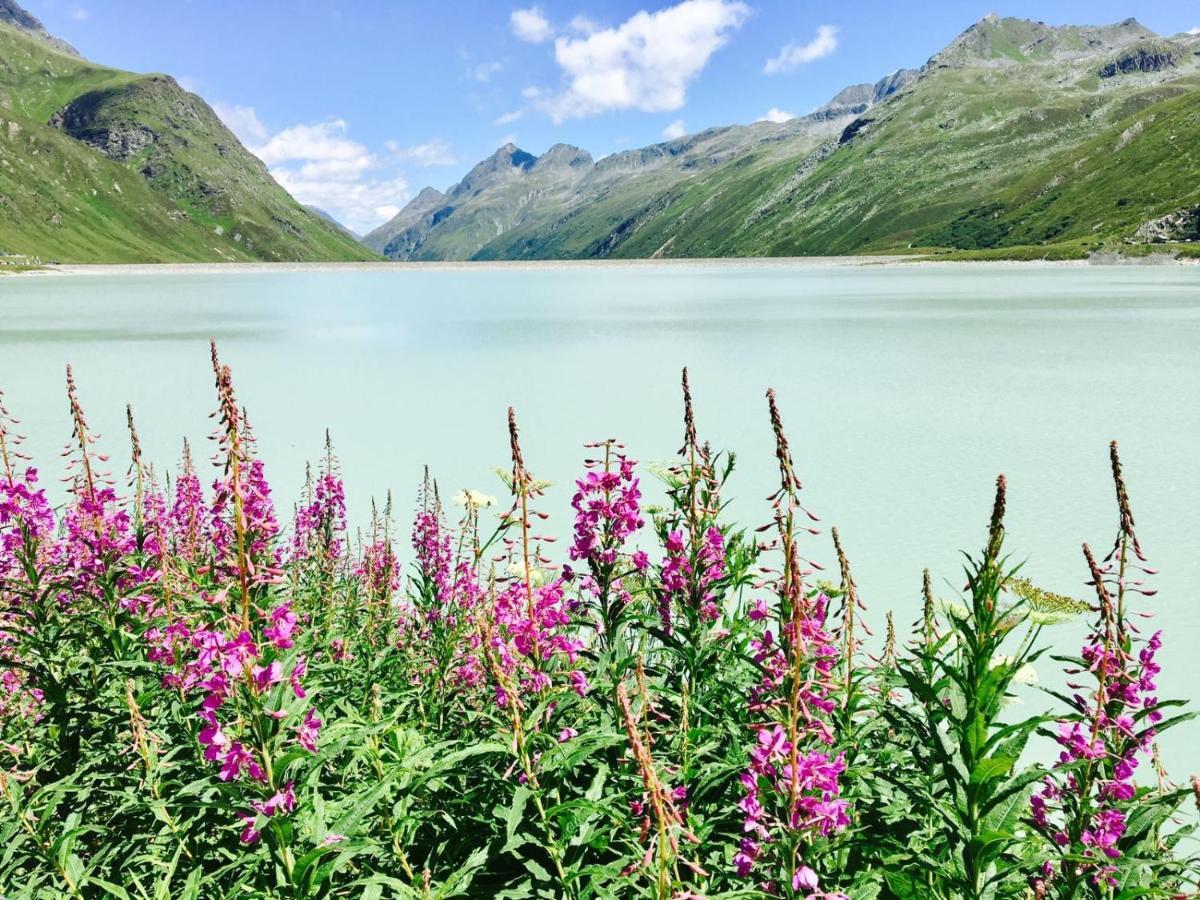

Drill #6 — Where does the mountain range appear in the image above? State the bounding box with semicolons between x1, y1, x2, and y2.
2;3;1198;264
366;14;1200;261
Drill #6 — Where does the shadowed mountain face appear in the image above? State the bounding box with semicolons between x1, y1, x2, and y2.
0;0;372;262
372;15;1200;262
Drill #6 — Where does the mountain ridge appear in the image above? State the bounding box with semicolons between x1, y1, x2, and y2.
369;14;1200;262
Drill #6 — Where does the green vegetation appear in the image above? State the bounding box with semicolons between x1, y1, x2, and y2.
1;361;1197;897
0;21;373;263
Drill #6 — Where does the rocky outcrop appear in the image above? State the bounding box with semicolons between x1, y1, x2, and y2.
1099;44;1177;77
808;69;918;121
50;96;158;161
1133;206;1200;242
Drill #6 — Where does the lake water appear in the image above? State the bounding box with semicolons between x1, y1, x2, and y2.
2;262;1198;773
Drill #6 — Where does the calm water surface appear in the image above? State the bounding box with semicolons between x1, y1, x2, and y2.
2;262;1198;771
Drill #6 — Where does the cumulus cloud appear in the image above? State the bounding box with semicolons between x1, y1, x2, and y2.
511;7;554;43
537;0;749;122
214;117;405;233
662;119;687;139
70;5;89;21
386;138;459;167
1188;26;1200;35
764;24;838;75
271;168;408;234
569;14;600;34
757;107;795;123
255;120;371;171
494;109;524;125
213;103;270;145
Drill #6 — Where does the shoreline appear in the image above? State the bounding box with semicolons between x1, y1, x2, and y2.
6;253;1195;277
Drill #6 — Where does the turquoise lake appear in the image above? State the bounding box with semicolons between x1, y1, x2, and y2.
2;261;1198;772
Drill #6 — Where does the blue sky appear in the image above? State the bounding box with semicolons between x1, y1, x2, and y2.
26;0;1200;232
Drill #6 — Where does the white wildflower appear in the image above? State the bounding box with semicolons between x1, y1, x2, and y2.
452;489;497;508
506;561;547;587
1012;663;1038;686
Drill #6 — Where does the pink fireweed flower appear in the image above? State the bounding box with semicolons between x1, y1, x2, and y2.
736;590;847;884
568;452;644;569
1030;532;1164;887
290;654;308;699
293;465;347;562
297;708;321;752
252;782;297;817
411;506;453;602
252;660;282;693
238;812;261;845
210;457;280;583
263;601;298;650
793;865;819;891
219;741;265;782
168;441;206;560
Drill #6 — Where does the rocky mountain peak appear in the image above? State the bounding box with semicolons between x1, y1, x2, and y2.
930;15;1160;68
0;0;79;56
809;68;917;122
411;186;444;206
452;143;536;198
534;143;594;171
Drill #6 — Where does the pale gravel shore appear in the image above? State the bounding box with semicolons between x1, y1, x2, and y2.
9;252;1197;277
4;255;1109;277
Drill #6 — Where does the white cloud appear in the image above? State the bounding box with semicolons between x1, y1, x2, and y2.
70;5;89;21
1188;26;1200;35
758;107;795;123
511;6;554;43
764;24;838;75
494;109;524;125
387;138;459;167
223;117;407;233
468;61;503;82
255;120;370;170
213;103;270;145
662;119;687;139
272;168;408;234
569;14;600;34
498;132;519;147
537;0;750;122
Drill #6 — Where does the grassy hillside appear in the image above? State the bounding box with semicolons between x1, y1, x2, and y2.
0;21;373;263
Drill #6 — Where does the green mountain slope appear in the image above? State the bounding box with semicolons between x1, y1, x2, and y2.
0;11;372;263
395;15;1200;261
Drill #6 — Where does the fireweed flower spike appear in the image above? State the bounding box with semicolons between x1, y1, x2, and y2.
831;527;872;712
616;679;701;898
1030;444;1176;893
568;439;644;643
208;344;279;629
735;389;847;895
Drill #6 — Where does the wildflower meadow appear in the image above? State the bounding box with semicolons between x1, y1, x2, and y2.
0;344;1196;899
